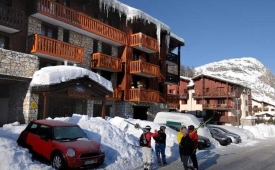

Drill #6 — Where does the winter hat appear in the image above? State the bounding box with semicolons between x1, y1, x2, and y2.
160;126;166;131
145;125;151;132
188;125;195;130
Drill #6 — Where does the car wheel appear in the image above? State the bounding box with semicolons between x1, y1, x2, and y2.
198;143;202;150
51;152;66;170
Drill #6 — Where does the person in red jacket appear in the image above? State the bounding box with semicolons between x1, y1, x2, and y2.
142;125;159;170
188;125;199;170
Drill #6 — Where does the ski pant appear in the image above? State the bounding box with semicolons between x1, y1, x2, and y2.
155;143;166;164
181;155;190;170
142;147;154;169
179;145;183;162
190;149;198;169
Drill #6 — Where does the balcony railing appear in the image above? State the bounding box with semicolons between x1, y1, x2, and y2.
129;88;159;103
166;72;179;85
220;116;237;123
29;34;84;63
167;52;179;66
130;60;159;78
130;33;158;53
30;0;126;46
202;104;235;110
167;94;179;105
106;87;122;101
192;91;240;98
91;53;122;72
0;4;24;33
179;93;188;99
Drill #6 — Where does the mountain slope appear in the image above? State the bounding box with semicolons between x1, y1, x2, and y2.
194;57;275;105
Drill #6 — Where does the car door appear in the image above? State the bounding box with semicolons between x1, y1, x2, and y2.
34;125;54;159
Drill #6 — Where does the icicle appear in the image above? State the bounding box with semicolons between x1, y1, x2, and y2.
165;33;170;54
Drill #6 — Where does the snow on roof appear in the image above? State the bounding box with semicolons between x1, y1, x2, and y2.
180;76;194;87
193;74;249;89
98;0;184;47
170;32;185;44
30;66;113;92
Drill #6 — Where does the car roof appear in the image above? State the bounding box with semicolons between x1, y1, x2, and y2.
33;119;77;127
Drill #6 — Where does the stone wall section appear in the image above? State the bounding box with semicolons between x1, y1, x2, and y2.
0;49;39;78
28;17;41;36
8;82;29;124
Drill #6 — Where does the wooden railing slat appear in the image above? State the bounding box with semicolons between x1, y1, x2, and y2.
29;34;84;63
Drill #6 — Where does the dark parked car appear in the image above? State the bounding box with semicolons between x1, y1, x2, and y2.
17;120;105;169
209;128;231;146
208;126;242;144
165;124;211;150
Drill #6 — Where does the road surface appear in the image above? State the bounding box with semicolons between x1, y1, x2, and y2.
159;138;275;170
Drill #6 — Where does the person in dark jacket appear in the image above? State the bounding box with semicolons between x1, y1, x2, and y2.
188;125;199;170
153;125;167;165
180;128;194;170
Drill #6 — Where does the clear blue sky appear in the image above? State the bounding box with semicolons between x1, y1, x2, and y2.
118;0;275;74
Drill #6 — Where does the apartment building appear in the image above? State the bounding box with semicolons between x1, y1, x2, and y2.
252;99;275;113
0;0;184;126
173;74;252;125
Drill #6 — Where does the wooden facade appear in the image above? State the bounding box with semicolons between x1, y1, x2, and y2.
191;75;252;124
0;0;184;120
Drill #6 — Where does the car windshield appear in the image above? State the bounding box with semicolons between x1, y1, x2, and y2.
53;126;87;140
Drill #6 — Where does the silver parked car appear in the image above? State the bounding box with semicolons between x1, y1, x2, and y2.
208;126;241;144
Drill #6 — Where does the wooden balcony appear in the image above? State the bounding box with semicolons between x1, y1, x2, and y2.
91;53;122;72
167;52;179;66
28;34;84;63
130;60;159;78
202;104;235;110
192;92;240;98
166;72;179;85
0;4;24;33
129;88;159;103
179;93;188;99
220;116;237;123
167;94;179;105
29;0;126;46
130;33;158;53
106;87;122;101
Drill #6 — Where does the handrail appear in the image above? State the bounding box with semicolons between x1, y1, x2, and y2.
130;32;158;51
36;0;126;45
29;34;84;63
0;4;24;30
91;52;122;72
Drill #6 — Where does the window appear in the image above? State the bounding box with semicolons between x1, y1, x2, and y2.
41;23;58;39
217;100;225;104
0;0;12;6
93;40;98;53
217;87;224;93
102;42;112;55
64;0;70;7
0;35;9;49
63;29;69;42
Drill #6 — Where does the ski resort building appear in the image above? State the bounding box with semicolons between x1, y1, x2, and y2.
0;0;184;126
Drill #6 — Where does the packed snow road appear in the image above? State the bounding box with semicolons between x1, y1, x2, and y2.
160;138;275;170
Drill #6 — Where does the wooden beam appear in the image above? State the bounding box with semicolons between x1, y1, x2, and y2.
101;100;106;119
43;93;48;119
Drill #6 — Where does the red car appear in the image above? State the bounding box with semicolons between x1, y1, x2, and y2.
17;119;105;169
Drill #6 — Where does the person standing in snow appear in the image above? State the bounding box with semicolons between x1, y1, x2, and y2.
180;127;194;170
153;126;167;165
177;125;187;164
141;125;159;170
188;125;199;170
